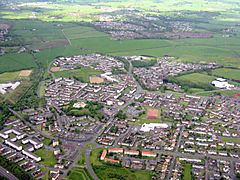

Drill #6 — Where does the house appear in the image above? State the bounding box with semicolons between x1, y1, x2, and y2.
142;151;157;157
124;150;140;156
108;148;124;153
22;150;41;162
104;158;120;164
100;149;107;160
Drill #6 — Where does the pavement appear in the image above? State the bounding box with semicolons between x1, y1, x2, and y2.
0;166;18;180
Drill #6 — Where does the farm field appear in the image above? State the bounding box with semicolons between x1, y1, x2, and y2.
54;68;103;83
211;68;240;81
0;53;36;74
68;167;93;180
91;148;152;180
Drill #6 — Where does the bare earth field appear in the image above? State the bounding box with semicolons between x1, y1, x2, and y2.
18;70;32;77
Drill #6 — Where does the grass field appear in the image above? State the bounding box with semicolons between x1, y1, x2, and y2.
130;108;162;125
0;53;36;74
221;137;240;144
42;138;52;146
212;68;240;81
35;149;57;167
173;73;216;90
2;81;32;103
54;68;103;83
182;163;192;180
68;167;93;180
0;71;30;83
90;148;152;180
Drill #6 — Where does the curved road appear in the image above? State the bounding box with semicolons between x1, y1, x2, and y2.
0;166;18;180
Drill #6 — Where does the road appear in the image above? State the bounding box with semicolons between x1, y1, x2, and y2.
85;148;99;180
0;166;18;180
166;126;185;180
9;108;53;140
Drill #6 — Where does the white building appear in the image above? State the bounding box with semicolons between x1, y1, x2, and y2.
211;78;234;89
22;150;41;162
140;123;169;132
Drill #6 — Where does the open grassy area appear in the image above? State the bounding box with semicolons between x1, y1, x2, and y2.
211;68;240;81
2;81;32;103
90;148;152;180
0;71;24;83
35;149;57;167
0;53;36;74
77;148;85;166
54;68;103;83
42;138;52;146
171;73;216;91
182;163;192;180
68;167;93;180
222;137;240;144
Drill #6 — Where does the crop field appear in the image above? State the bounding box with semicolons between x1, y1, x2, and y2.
54;68;103;83
211;68;240;81
63;26;108;40
0;53;36;74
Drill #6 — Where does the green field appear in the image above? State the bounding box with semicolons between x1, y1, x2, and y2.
0;71;29;83
212;68;240;81
222;137;240;144
1;81;32;103
54;68;103;83
182;163;193;180
130;108;162;125
0;53;36;74
68;167;93;180
35;149;57;167
90;148;152;180
172;73;216;91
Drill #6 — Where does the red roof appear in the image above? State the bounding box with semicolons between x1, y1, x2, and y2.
233;93;240;98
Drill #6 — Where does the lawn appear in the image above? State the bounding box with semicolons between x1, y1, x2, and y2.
222;137;240;144
68;168;93;180
42;138;52;146
90;148;152;180
54;68;103;83
35;149;57;167
77;148;85;166
130;108;162;125
212;68;240;81
182;163;192;180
